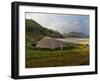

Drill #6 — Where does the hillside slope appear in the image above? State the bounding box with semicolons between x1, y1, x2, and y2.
25;19;63;47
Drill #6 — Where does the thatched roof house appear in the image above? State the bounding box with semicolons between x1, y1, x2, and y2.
36;36;66;50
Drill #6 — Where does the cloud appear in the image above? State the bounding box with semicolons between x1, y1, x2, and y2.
48;21;81;34
26;13;55;27
26;12;89;35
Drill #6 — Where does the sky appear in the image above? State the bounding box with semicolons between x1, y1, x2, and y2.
26;12;89;35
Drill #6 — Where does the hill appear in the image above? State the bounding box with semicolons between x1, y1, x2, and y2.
63;32;88;38
25;19;63;47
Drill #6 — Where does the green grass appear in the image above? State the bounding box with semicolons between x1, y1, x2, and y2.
25;44;89;68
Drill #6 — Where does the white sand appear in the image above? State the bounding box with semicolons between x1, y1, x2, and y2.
56;38;89;45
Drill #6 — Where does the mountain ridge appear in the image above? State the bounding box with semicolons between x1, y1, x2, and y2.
63;32;89;38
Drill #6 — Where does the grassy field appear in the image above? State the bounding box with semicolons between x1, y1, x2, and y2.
25;44;89;68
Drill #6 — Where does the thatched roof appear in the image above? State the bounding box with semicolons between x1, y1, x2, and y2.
36;36;66;49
